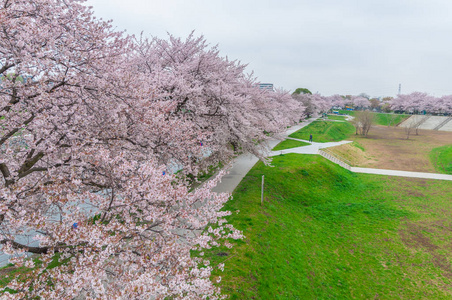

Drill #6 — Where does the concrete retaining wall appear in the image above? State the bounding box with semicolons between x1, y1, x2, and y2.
399;115;452;131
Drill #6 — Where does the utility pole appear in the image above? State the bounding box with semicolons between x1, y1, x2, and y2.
398;84;401;95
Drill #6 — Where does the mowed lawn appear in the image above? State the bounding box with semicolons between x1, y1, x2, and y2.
327;115;347;121
289;120;355;143
205;154;452;299
430;145;452;175
272;139;310;151
373;113;410;127
337;110;410;127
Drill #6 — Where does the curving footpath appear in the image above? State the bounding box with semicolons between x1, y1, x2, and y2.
212;117;322;193
351;167;452;181
212;117;452;194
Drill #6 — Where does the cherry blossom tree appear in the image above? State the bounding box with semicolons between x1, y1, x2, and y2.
352;96;371;110
1;0;245;298
328;94;345;109
310;93;330;113
390;93;411;112
268;87;306;123
292;93;315;117
292;92;331;117
132;33;304;167
390;92;436;114
438;95;452;114
425;95;452;115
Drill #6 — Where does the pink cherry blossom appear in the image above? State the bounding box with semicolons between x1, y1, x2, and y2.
1;0;304;298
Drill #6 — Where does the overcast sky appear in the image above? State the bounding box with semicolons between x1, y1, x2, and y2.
86;0;452;98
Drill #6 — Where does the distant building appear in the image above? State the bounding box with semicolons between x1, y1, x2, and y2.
258;83;275;91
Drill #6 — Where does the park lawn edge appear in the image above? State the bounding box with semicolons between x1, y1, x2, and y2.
272;139;310;151
204;153;452;299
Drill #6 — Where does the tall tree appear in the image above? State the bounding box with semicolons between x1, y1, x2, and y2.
1;1;244;298
390;92;436;114
352;111;375;136
292;87;312;95
369;98;381;110
352;96;371;110
133;33;304;167
327;94;345;108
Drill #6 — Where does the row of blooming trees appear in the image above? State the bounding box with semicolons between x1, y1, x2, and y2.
291;92;332;117
0;0;304;299
390;92;452;115
298;92;452;115
132;34;303;168
291;92;374;115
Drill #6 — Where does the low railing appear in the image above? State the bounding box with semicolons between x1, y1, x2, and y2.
414;115;430;128
322;148;353;165
318;149;352;171
434;116;452;131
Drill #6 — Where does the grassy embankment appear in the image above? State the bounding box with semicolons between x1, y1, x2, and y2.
272;118;355;151
338;109;356;116
205;154;452;299
373;113;410;127
272;139;310;151
325;141;368;167
289;120;355;143
430;145;452;175
337;110;410;127
327;115;347;121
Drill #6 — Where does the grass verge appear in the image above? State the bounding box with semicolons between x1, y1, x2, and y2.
337;110;410;127
338;110;356;116
327;115;347;121
272;139;310;151
373;113;410;127
430;145;452;175
206;154;452;299
327;141;370;167
289;120;355;142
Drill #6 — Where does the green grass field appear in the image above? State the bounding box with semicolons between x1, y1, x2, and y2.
272;139;310;151
373;113;410;127
289;120;355;142
327;115;347;121
206;154;452;299
337;110;409;127
338;109;355;116
430;145;452;175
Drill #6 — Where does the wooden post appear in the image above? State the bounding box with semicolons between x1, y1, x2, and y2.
261;175;264;205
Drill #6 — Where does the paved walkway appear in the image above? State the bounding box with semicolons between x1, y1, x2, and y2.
351;167;452;181
269;138;352;156
213;117;354;193
212;117;452;194
212;117;319;193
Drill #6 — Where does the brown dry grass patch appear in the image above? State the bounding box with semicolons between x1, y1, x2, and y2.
399;221;452;279
328;142;376;167
329;125;452;172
